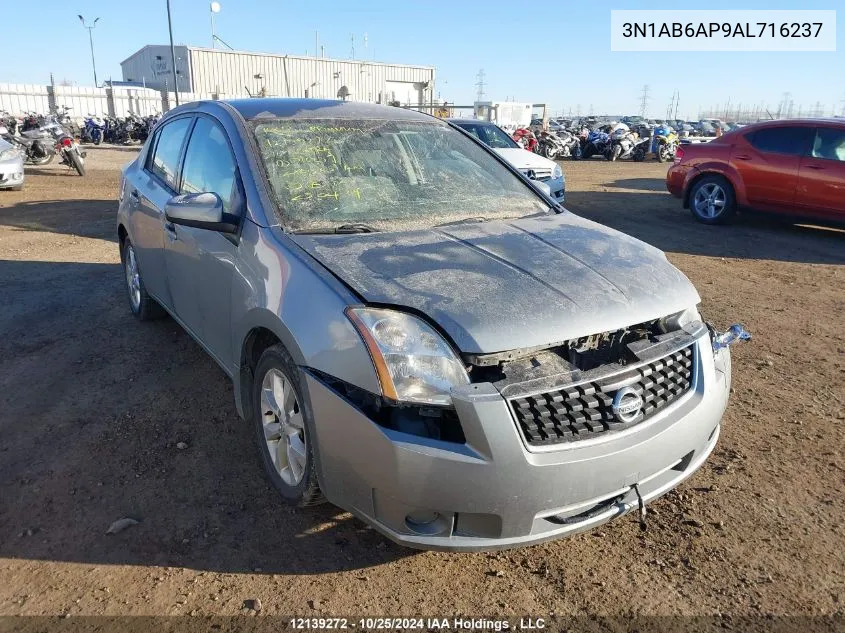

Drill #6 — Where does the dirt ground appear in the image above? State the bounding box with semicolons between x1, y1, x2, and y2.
0;146;843;628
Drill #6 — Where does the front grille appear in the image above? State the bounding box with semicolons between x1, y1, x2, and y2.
520;168;553;179
510;345;695;446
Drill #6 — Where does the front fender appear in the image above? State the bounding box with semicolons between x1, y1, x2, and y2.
231;222;382;419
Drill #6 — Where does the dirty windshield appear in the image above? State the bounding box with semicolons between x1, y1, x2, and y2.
252;118;547;232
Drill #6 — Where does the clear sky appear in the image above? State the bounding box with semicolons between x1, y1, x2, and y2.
3;0;843;119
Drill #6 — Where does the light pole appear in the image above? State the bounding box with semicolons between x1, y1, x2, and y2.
166;0;179;106
77;15;100;87
210;2;220;48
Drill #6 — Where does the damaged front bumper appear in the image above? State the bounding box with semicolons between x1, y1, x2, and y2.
305;326;736;551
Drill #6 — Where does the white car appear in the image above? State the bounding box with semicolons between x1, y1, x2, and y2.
0;137;25;190
448;119;565;202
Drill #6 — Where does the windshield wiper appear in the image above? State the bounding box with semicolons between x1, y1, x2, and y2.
293;223;381;235
434;217;489;227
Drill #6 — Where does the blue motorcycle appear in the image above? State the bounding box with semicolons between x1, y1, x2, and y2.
82;115;105;145
582;128;612;160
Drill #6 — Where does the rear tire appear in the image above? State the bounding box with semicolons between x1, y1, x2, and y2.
29;149;54;166
253;344;324;507
689;175;736;225
121;238;166;320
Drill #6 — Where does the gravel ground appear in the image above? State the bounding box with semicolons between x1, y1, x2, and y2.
0;145;843;628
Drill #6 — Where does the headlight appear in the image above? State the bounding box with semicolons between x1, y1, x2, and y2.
552;164;562;180
658;306;701;333
0;148;21;161
346;307;469;406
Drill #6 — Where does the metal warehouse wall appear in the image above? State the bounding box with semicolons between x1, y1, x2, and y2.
120;45;193;93
123;46;435;105
187;48;434;104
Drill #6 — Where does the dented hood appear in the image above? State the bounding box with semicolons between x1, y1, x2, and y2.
290;213;700;354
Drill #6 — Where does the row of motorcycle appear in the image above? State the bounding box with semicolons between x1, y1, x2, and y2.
512;123;679;163
79;112;159;145
1;107;86;176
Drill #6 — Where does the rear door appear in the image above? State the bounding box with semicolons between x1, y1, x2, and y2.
163;115;242;371
732;125;813;213
795;126;845;220
126;116;193;309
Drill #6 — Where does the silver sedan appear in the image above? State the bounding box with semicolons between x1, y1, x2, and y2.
116;98;747;551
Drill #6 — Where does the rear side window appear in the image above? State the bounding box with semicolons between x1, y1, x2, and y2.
149;118;192;189
180;117;238;213
810;127;845;162
746;126;812;156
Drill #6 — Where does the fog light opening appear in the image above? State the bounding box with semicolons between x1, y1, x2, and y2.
404;510;449;536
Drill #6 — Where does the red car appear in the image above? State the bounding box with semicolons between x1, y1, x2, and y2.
666;119;845;225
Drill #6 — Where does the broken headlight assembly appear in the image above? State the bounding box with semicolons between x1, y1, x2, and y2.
346;307;469;406
658;306;701;333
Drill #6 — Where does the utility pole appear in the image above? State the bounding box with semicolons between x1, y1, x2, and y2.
166;0;179;106
77;16;100;87
638;84;650;117
210;2;220;48
475;69;486;102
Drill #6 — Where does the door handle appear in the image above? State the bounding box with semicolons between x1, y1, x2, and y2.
164;220;178;241
805;165;824;170
734;154;752;161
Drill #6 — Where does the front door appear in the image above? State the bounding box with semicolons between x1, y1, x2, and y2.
127;116;193;309
796;127;845;220
163;115;241;372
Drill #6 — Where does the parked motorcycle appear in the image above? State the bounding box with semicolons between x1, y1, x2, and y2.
0;127;55;165
609;128;639;161
654;127;679;163
56;135;86;176
512;127;538;153
581;127;612;160
82;115;106;145
557;129;582;159
536;131;567;159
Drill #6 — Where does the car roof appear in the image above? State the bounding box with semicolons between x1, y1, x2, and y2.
741;118;845;130
165;98;439;123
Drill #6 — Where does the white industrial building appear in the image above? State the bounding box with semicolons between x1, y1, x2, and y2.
120;45;436;106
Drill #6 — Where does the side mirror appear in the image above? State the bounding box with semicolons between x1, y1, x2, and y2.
164;192;238;234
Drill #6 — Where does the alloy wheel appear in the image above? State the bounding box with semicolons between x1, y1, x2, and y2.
124;245;141;311
693;183;726;219
260;368;307;486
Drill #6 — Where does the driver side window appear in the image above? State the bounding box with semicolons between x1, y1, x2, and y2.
180;117;239;213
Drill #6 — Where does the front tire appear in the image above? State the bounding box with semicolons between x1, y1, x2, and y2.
68;150;85;176
121;238;165;320
657;145;671;163
610;145;622;161
689;175;736;224
253;345;323;507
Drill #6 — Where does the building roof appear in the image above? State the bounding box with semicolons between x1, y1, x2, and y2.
121;44;435;70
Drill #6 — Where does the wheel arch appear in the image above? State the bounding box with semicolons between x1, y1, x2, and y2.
683;166;743;209
235;309;306;421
